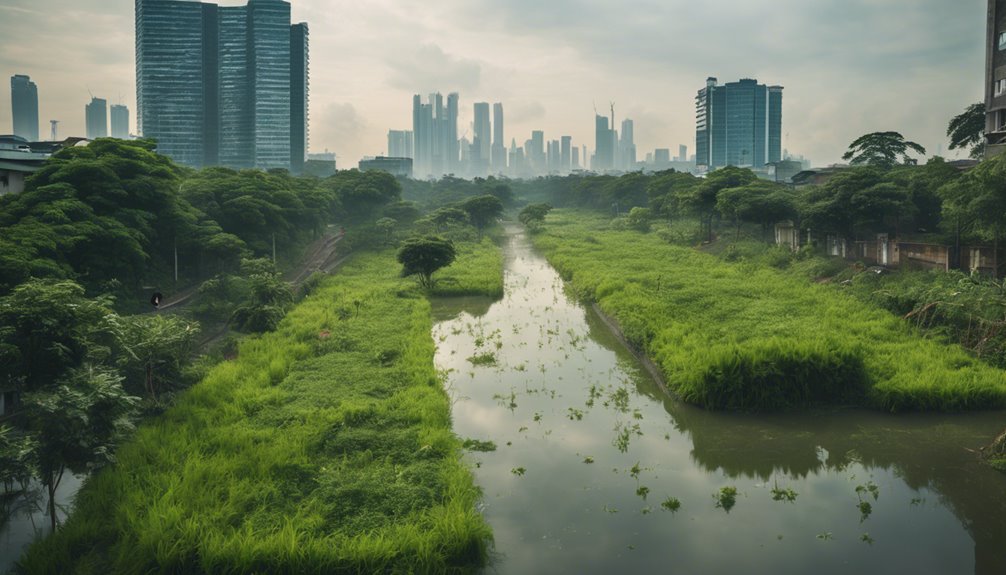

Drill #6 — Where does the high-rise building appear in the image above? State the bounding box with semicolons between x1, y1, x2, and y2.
530;130;545;172
110;104;130;139
987;0;1006;156
388;130;413;158
10;75;39;141
135;0;308;170
86;97;108;139
679;144;688;162
491;102;506;171
572;146;580;170
594;115;614;171
560;136;572;172
472;102;491;175
411;92;458;178
695;77;782;171
619;119;636;170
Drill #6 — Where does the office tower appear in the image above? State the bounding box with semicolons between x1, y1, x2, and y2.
530;130;545;173
572;146;580;169
655;149;671;164
136;0;308;170
547;140;560;173
388;130;413;158
594;115;614;171
695;77;782;170
86;97;108;139
290;22;309;174
988;0;1006;155
619;118;636;169
679;144;688;162
473;102;490;175
491;102;506;171
560;136;572;172
411;92;458;178
110;104;130;139
10;75;39;141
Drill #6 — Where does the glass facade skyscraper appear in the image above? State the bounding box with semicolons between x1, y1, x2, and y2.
135;0;309;171
695;77;782;171
10;75;39;142
110;104;130;139
86;97;108;140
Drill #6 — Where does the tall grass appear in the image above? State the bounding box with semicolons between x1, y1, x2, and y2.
19;250;494;574
532;210;1006;412
430;236;505;298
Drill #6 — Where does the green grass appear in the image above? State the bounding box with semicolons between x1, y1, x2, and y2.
430;236;505;298
20;249;495;574
531;210;1006;412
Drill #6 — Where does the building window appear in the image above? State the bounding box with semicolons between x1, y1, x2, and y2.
1000;32;1006;50
996;79;1006;97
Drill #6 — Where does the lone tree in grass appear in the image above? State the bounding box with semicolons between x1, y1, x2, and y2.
842;131;926;168
397;236;457;289
461;194;504;238
518;203;552;230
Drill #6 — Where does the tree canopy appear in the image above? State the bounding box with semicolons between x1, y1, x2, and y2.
947;102;985;160
396;236;457;289
842;131;926;168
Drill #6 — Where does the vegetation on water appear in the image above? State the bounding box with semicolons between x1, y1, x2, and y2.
531;211;1006;412
18;250;494;573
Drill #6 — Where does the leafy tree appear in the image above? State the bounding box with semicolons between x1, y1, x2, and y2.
425;207;469;232
382;201;421;225
518;203;553;230
646;170;699;219
842;131;926;168
626;207;653;232
460;194;504;238
0;425;35;496
0;279;118;395
799;167;909;240
117;315;200;400
681;166;757;241
230;258;293;333
396;236;457;289
940;152;1006;274
947;102;985;159
22;366;138;532
375;217;398;245
716;181;797;240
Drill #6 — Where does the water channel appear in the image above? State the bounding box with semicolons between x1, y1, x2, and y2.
432;225;1006;574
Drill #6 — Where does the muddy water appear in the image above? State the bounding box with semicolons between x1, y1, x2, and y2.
432;226;1006;574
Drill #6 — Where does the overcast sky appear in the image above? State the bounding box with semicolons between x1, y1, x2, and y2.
0;0;988;168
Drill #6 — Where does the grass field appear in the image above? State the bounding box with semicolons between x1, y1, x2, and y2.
531;210;1006;412
431;236;505;298
19;247;499;574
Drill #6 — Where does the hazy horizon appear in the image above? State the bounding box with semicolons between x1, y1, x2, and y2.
0;0;988;170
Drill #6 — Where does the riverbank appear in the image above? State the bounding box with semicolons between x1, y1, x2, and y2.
17;246;500;574
530;210;1006;412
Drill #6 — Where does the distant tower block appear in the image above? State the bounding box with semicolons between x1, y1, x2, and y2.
50;120;59;141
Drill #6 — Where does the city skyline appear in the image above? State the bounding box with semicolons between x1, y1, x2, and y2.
0;0;988;170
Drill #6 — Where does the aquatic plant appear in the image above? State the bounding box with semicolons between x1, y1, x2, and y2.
660;497;681;512
714;486;739;512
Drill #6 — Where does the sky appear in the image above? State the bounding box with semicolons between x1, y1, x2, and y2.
0;0;989;169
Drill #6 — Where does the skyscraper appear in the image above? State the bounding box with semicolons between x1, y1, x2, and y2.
695;77;782;171
110;104;130;139
472;102;491;175
10;75;39;141
619;119;636;170
530;130;545;172
594;115;614;171
135;0;309;170
987;0;1006;156
412;92;459;178
491;102;506;171
560;136;572;172
388;130;413;158
86;97;108;139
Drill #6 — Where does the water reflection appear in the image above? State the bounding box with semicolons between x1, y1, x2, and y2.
434;225;1006;574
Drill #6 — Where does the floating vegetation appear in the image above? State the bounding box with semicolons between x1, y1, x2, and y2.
467;352;497;366
817;532;834;541
660;497;681;512
511;467;526;476
533;412;542;422
462;439;497;452
636;486;650;500
714;486;739;513
629;462;642;479
910;497;925;506
770;482;798;503
856;481;880;501
640;506;652;515
857;500;873;522
861;533;875;545
567;407;584;421
583;456;595;464
603;504;619;514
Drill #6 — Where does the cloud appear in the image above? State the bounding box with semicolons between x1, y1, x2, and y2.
385;44;482;94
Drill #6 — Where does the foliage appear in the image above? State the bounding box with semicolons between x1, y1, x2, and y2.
799;167;911;238
20;250;494;573
230;258;294;333
0;426;35;495
716;181;796;240
947;102;985;159
940;152;1006;250
396;236;458;290
22;366;138;531
684;166;757;241
532;210;1006;412
518;203;553;230
842;131;926;168
460;195;504;238
626;207;653;232
429;236;505;298
116;315;200;399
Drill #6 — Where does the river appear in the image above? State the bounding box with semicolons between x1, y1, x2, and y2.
432;225;1006;574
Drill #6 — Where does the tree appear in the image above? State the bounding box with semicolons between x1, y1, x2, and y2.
425;207;469;232
396;236;457;289
117;315;200;400
842;131;926;168
626;207;653;232
0;425;35;496
230;258;293;333
22;366;138;532
716;181;797;240
375;217;398;245
681;166;757;241
460;195;504;238
940;152;1006;275
799;167;909;240
518;203;553;230
947;102;985;159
